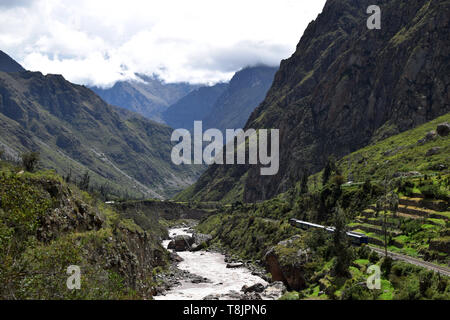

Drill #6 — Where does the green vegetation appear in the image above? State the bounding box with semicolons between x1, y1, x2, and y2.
21;151;40;173
196;113;449;300
0;160;169;299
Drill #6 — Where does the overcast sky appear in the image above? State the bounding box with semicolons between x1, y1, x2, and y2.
0;0;326;87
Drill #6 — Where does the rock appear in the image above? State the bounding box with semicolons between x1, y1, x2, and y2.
418;131;437;144
226;263;244;269
428;163;447;171
193;233;213;245
393;171;421;178
242;292;262;300
263;236;310;291
203;291;243;300
169;252;184;263
190;241;208;252
436;122;450;137
203;294;220;300
167;235;195;252
426;147;441;157
262;281;286;300
191;277;208;284
203;291;262;300
242;283;266;293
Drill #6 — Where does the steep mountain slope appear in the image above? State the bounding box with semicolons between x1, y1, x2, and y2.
0;64;203;199
0;50;25;73
163;83;228;131
203;66;278;132
163;66;277;133
180;0;450;203
90;74;199;122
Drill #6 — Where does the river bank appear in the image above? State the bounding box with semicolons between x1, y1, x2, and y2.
153;226;286;300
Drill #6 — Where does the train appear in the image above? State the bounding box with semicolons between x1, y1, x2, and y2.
289;218;369;246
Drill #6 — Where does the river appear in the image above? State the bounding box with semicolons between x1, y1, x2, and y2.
154;227;270;300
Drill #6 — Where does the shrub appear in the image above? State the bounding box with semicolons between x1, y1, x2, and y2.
332;175;345;186
381;256;393;277
357;245;371;260
79;171;90;191
419;184;448;201
369;250;380;264
21;151;40;172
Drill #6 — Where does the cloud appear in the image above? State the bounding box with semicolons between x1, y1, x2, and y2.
0;0;327;87
0;0;34;9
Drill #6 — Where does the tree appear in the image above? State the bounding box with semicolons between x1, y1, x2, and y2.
79;171;90;191
21;151;40;172
332;206;353;277
65;167;73;183
376;176;399;257
323;160;332;186
100;182;110;200
323;155;340;186
300;169;309;194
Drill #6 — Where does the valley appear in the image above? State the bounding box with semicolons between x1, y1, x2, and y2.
0;0;449;302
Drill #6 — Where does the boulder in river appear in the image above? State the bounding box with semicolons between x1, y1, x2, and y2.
242;283;266;293
191;241;208;252
261;281;286;300
169;252;184;263
203;290;263;300
193;233;213;245
226;263;244;269
167;235;195;252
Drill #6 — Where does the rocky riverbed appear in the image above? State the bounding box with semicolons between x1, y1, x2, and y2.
153;227;286;300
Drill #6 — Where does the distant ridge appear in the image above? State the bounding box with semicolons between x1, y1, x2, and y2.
163;65;278;133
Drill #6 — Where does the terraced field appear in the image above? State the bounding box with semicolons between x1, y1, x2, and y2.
349;195;449;263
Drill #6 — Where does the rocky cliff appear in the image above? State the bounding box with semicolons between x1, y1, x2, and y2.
181;0;450;203
0;163;169;299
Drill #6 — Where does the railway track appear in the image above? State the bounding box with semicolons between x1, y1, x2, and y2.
368;246;450;277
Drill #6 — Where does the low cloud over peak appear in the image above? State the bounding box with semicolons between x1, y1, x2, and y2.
0;0;326;87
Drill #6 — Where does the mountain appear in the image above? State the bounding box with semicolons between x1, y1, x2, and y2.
0;54;203;199
90;74;200;122
163;66;278;133
0;50;25;73
163;82;228;131
177;0;450;203
203;66;278;132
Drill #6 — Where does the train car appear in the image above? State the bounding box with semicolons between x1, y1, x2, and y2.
346;231;369;245
289;219;369;246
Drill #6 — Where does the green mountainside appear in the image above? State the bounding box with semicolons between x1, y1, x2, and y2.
0;60;203;199
182;0;450;203
195;114;450;300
